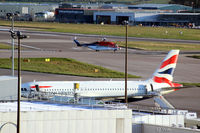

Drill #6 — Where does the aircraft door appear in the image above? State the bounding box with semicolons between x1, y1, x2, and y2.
74;83;80;102
145;84;153;95
35;85;40;91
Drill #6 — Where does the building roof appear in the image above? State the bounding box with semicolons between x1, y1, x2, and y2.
0;2;58;6
0;101;127;112
128;4;192;9
130;4;175;8
0;76;17;81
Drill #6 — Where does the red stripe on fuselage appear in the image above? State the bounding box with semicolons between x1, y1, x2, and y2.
160;55;178;69
30;86;52;88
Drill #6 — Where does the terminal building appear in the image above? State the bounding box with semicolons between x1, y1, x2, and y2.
128;4;192;13
55;3;200;27
0;2;199;26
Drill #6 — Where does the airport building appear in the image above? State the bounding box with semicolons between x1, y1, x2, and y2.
0;101;199;133
0;2;198;26
0;3;58;20
0;76;17;101
55;8;114;23
134;12;200;26
94;11;134;24
128;4;192;13
93;11;200;26
0;101;132;133
55;3;200;27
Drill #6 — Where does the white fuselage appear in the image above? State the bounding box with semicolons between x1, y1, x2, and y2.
21;80;171;98
21;50;180;99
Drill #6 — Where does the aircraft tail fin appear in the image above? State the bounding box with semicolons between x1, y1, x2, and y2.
73;37;82;47
151;50;182;87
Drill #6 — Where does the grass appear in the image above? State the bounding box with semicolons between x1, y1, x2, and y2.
180;83;200;87
0;43;12;49
0;58;140;78
117;41;200;51
1;20;200;41
187;55;200;59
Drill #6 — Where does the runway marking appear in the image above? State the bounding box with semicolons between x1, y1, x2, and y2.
20;44;42;50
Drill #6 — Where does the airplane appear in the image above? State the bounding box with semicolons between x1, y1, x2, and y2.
21;50;183;103
73;37;121;52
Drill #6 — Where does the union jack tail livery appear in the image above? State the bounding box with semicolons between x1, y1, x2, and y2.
151;50;182;87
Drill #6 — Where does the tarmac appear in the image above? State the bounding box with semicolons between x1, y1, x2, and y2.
0;29;199;117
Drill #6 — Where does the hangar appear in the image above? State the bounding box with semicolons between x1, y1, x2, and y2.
134;12;200;26
128;4;192;13
55;8;114;23
94;10;200;26
94;11;134;24
55;3;199;26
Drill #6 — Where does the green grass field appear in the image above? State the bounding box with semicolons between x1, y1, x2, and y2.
1;20;200;41
0;43;12;49
0;58;140;78
187;55;200;59
117;41;200;51
1;40;200;51
180;82;200;87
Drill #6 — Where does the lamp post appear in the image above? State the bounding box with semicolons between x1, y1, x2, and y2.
124;20;128;104
10;31;29;133
9;13;15;76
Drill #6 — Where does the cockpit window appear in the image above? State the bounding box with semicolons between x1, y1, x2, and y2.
21;88;27;91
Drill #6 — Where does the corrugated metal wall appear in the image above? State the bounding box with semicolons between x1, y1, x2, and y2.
132;114;184;127
0;76;17;101
142;124;200;133
0;110;132;133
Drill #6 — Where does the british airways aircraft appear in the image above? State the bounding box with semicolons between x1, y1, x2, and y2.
73;37;121;52
21;50;182;100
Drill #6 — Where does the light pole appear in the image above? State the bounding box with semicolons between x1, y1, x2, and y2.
124;20;128;104
10;31;29;133
9;13;15;76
